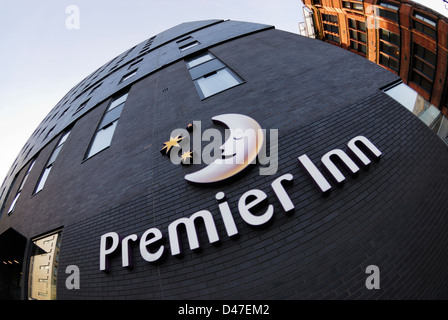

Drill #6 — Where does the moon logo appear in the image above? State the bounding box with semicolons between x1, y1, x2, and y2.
184;114;264;184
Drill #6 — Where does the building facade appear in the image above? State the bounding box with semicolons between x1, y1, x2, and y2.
303;0;448;139
1;19;448;300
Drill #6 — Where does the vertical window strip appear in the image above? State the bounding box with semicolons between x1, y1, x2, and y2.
34;130;72;194
85;92;129;159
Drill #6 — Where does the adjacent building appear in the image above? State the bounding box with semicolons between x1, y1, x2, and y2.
302;0;448;141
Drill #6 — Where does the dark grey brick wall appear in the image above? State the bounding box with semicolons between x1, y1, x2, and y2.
3;25;448;299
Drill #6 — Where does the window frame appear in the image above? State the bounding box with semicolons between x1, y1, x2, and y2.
185;51;245;100
348;18;367;56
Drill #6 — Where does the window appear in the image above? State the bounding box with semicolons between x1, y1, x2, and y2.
322;14;340;44
379;29;400;72
73;99;89;115
120;69;137;83
28;231;62;300
186;52;214;68
348;18;367;55
377;1;399;22
34;130;71;194
85;91;129;159
128;58;143;70
411;43;436;93
195;69;242;98
90;83;102;95
412;12;437;39
7;159;36;214
342;0;363;12
185;52;244;99
179;41;200;52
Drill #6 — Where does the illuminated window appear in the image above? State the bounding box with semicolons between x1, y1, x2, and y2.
28;231;62;300
85;91;129;159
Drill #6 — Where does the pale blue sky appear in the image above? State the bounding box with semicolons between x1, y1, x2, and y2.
0;0;304;181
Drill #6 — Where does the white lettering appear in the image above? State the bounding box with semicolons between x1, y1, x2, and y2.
271;173;294;213
100;232;120;271
168;210;220;256
238;189;274;226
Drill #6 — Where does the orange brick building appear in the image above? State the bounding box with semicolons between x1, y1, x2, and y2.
302;0;448;117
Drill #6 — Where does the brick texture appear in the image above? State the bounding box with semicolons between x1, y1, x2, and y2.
2;24;448;300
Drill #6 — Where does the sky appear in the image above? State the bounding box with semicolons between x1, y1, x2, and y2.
0;0;305;182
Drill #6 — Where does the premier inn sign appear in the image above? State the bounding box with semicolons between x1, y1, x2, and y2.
99;115;382;271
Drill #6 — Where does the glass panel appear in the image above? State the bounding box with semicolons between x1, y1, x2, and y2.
360;44;367;54
358;21;366;32
35;166;52;194
108;93;128;111
349;18;356;29
47;145;62;165
187;52;214;68
99;103;124;129
87;120;118;158
180;41;200;52
28;232;61;300
415;13;437;27
57;130;71;147
380;1;399;11
195;68;241;98
121;70;137;82
7;192;21;214
359;32;367;43
353;3;363;11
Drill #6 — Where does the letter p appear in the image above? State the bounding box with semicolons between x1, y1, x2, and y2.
100;232;120;271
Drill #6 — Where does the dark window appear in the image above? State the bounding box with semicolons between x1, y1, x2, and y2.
342;0;363;11
322;14;340;44
348;18;367;55
7;159;36;214
411;43;436;93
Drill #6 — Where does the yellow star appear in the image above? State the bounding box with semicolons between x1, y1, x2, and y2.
160;135;183;155
181;150;193;164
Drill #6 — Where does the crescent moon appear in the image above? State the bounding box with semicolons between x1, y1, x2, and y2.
184;114;264;183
